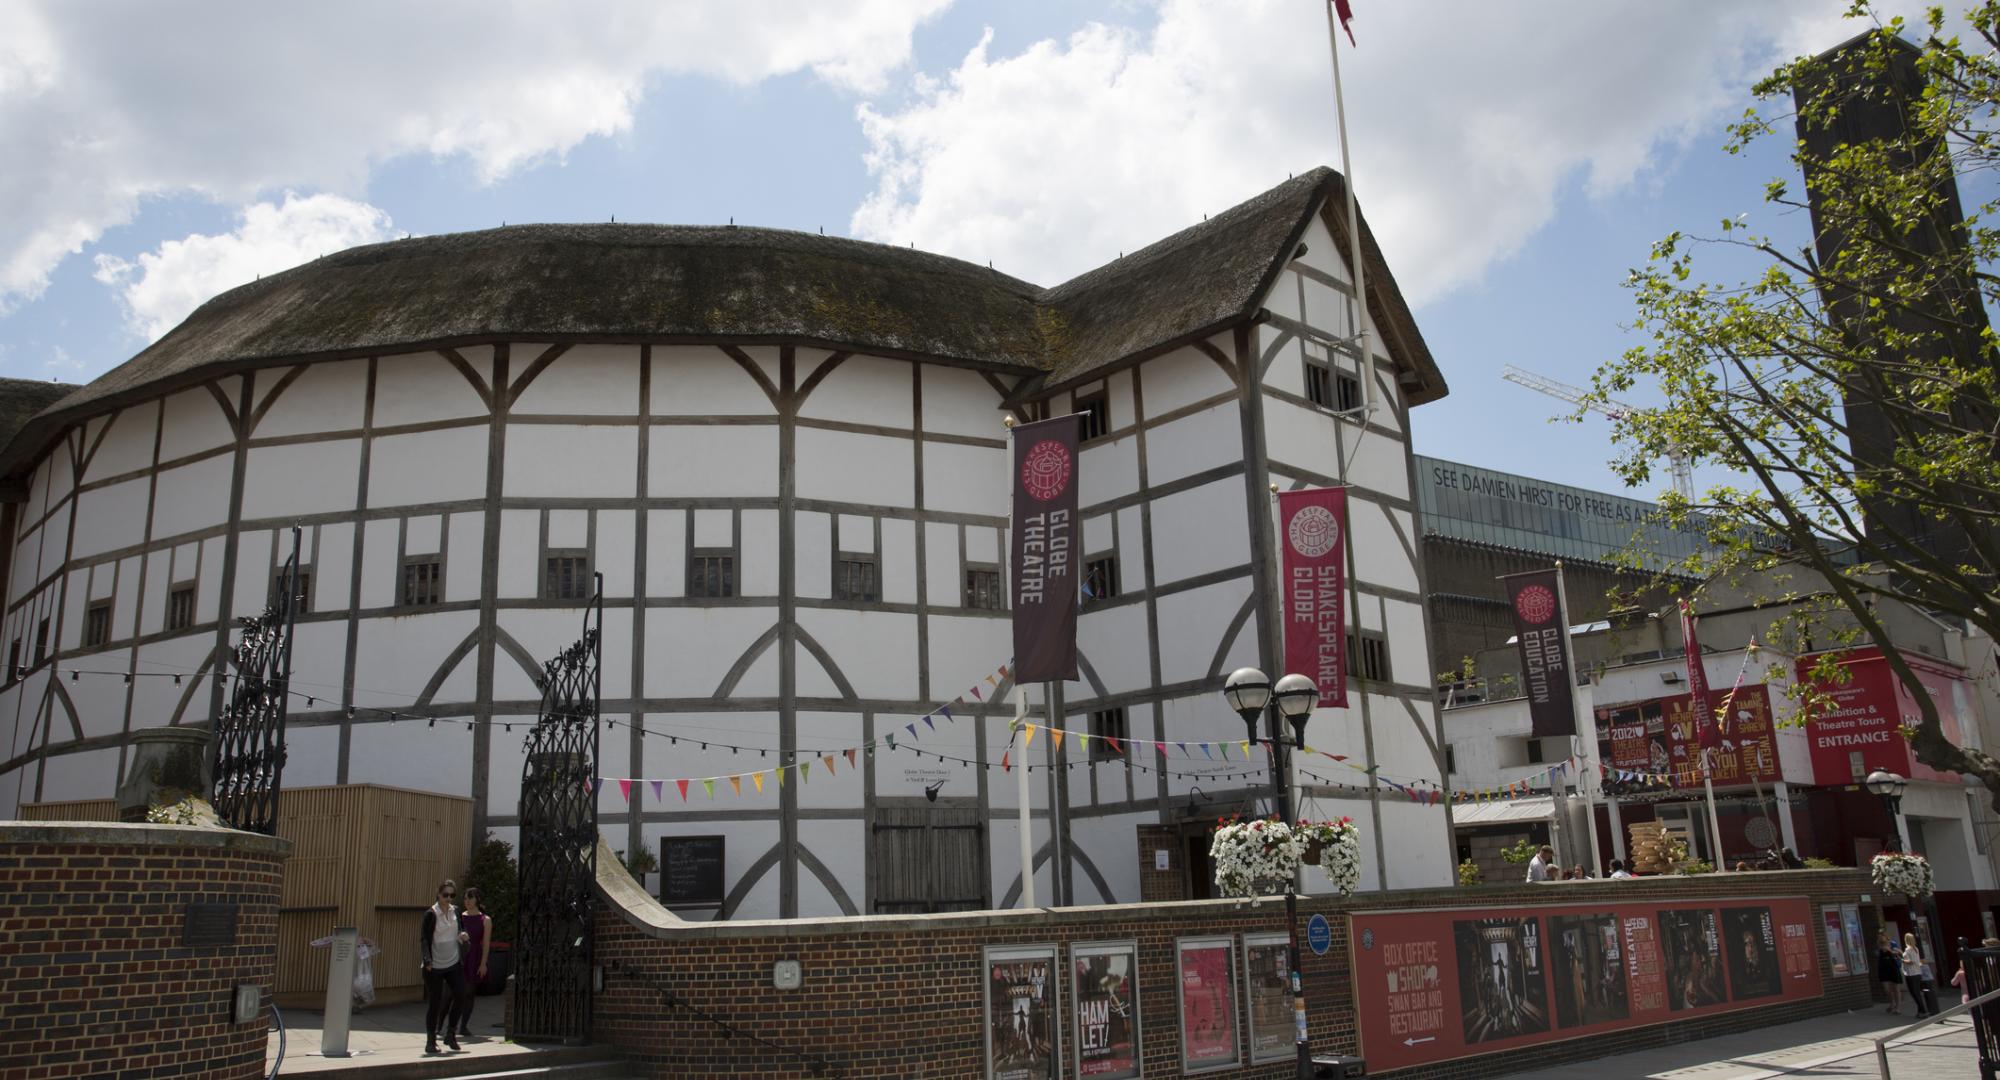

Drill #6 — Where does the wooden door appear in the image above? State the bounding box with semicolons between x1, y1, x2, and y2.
872;802;987;914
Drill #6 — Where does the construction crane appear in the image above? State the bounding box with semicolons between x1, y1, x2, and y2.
1500;364;1694;502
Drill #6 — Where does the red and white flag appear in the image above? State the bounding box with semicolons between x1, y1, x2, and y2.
1680;599;1720;752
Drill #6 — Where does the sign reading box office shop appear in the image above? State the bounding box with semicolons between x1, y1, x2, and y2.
1351;898;1823;1072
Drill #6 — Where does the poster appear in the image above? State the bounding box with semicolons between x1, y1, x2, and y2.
1841;906;1867;976
1071;941;1139;1079
1798;647;1966;784
1548;913;1629;1028
1176;937;1240;1073
1353;899;1822;1071
1010;414;1081;681
1597;685;1778;789
1720;907;1783;1001
1278;487;1349;708
1502;569;1577;738
1243;933;1295;1063
985;945;1059;1080
1454;918;1550;1043
1822;907;1851;976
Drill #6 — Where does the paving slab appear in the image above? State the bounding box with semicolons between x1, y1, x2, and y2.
1503;1009;1979;1080
268;993;601;1076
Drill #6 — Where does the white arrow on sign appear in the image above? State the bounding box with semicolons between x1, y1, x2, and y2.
1403;1036;1436;1047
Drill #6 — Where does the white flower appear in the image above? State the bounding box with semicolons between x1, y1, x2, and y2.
1871;852;1933;898
1209;817;1362;898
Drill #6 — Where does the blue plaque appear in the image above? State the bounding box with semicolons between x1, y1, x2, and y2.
1306;912;1333;956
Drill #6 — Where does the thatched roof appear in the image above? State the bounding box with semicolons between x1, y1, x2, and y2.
3;168;1443;480
0;378;80;459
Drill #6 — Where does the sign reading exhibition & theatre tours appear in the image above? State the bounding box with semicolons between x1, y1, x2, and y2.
1278;487;1349;708
1350;898;1821;1071
1010;414;1081;681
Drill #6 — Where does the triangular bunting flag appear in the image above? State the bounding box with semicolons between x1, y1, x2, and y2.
1240;740;1251;758
1200;743;1213;759
1051;727;1065;751
1001;750;1011;772
940;705;953;721
845;748;857;768
823;754;836;775
702;778;715;799
676;779;690;801
649;779;665;801
924;715;935;730
618;779;633;803
985;674;998;688
1024;724;1037;747
752;772;765;794
886;734;897;751
777;766;787;788
1106;737;1123;756
906;723;917;739
1156;741;1167;757
800;761;811;782
729;775;742;796
591;778;604;796
970;684;983;700
1220;742;1231;760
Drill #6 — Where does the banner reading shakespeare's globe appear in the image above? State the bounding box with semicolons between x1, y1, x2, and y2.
1278;487;1349;708
1011;414;1082;682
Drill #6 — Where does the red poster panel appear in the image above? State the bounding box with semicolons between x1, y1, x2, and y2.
1177;937;1240;1072
1352;898;1823;1072
1595;685;1778;789
1278;488;1348;708
1799;647;1965;784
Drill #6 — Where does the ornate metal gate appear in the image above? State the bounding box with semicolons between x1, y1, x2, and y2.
209;527;301;833
514;578;603;1043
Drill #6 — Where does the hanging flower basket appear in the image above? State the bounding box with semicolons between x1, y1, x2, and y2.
1871;851;1934;898
1210;816;1361;898
1295;818;1362;897
1302;838;1326;866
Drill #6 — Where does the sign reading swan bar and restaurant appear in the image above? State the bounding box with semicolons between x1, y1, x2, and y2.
1011;414;1081;682
1502;569;1577;738
1279;488;1349;708
1351;898;1822;1072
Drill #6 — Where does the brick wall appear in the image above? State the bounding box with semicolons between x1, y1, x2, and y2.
0;822;290;1080
1136;824;1186;903
588;845;1873;1080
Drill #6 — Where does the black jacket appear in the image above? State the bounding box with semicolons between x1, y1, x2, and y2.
419;907;457;969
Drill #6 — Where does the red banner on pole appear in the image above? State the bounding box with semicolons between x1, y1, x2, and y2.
1011;414;1082;682
1278;487;1348;708
1680;600;1719;752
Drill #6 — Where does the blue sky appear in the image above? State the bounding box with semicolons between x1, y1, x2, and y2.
0;1;1908;497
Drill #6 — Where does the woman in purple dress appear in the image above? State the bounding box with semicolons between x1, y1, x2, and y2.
454;886;490;1039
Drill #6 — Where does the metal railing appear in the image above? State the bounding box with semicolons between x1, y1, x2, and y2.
1874;940;2000;1078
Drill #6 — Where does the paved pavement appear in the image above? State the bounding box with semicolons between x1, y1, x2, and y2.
267;993;541;1074
1508;1009;1980;1080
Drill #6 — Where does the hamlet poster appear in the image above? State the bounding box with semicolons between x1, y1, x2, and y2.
985;945;1059;1080
1071;941;1140;1079
1177;936;1241;1073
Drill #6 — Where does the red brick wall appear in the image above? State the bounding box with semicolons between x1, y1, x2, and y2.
1137;824;1186;903
589;862;1873;1080
0;822;289;1079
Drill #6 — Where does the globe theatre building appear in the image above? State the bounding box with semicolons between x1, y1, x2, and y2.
0;168;1453;918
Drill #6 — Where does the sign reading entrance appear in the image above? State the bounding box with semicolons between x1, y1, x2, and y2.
660;835;725;908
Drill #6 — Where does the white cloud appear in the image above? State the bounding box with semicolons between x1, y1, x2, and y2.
94;194;395;342
851;0;1860;302
0;0;950;309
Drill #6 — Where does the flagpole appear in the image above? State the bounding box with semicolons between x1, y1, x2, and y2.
1554;563;1601;876
1325;1;1371;367
1015;685;1036;908
1702;750;1726;871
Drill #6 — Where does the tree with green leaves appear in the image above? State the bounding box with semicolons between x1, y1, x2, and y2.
1593;2;2000;806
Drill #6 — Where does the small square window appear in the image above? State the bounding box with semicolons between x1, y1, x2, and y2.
167;585;196;632
689;551;735;598
1526;738;1546;765
272;567;310;615
1336;370;1362;412
964;567;1004;611
1088;708;1129;761
1306;356;1363;413
544;552;591;601
402;557;442;607
834;555;879;603
84;601;112;649
1076;388;1110;442
1083;555;1119;605
1445;744;1457;776
1345;630;1389;683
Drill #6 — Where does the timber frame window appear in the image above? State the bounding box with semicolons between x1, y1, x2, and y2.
1305;351;1363;413
688;550;735;598
964;565;1004;611
35;617;49;663
1346;629;1389;684
1076;385;1110;442
1088;707;1128;761
401;556;442;607
834;554;880;603
6;639;18;681
166;584;196;631
84;601;112;649
1083;553;1119;605
543;550;592;601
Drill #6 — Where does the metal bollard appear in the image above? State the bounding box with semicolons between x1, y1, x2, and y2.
320;927;360;1058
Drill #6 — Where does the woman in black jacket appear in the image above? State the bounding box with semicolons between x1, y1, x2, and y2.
420;879;470;1054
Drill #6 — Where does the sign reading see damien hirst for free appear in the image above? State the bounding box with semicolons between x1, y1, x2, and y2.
1011;414;1081;682
1279;488;1349;708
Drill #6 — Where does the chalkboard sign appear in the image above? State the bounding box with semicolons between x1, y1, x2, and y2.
661;835;725;908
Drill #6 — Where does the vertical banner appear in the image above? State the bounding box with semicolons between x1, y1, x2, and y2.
986;944;1060;1080
1177;936;1241;1073
1278;487;1349;707
1071;941;1140;1079
1679;600;1719;751
1011;414;1082;681
1502;569;1576;738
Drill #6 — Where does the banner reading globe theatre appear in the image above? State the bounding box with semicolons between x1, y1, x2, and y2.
1278;488;1349;708
1011;414;1082;681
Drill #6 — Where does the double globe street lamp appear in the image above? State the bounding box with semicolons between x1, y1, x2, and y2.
1222;666;1320;1080
1865;769;1913;853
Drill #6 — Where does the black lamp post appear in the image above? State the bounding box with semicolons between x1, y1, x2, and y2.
1224;666;1319;1080
1865;769;1912;852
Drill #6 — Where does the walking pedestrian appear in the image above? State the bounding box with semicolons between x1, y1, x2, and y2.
420;879;470;1054
1900;933;1931;1017
454;886;490;1039
1877;929;1904;1014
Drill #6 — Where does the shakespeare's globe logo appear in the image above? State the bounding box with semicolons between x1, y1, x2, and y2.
1286;505;1340;558
1514;584;1557;625
1021;440;1072;501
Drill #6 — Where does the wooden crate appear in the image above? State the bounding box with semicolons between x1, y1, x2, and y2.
20;783;473;1008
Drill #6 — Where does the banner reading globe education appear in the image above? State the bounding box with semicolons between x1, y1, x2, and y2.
1352;898;1822;1071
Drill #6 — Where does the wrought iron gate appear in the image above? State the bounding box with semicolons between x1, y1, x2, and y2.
209;526;301;833
514;578;603;1043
